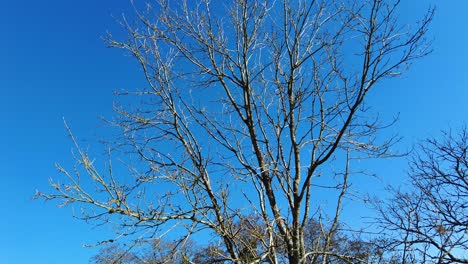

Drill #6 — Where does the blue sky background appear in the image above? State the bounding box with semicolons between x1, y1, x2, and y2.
1;1;467;263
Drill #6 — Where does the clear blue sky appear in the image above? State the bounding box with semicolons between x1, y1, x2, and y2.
1;1;467;263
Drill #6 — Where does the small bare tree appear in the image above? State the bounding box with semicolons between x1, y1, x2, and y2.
376;129;468;264
37;0;433;263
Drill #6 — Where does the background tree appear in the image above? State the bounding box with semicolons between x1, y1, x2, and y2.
376;129;468;264
91;239;197;264
91;217;385;264
91;244;139;264
37;0;433;263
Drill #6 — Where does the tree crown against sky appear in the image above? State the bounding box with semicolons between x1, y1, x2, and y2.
37;0;434;263
376;128;468;264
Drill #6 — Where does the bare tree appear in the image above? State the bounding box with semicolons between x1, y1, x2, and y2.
376;129;468;264
91;217;385;264
91;244;140;264
91;239;200;264
37;0;433;263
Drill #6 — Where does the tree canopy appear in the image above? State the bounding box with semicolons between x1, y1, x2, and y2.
37;0;435;263
376;129;468;263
